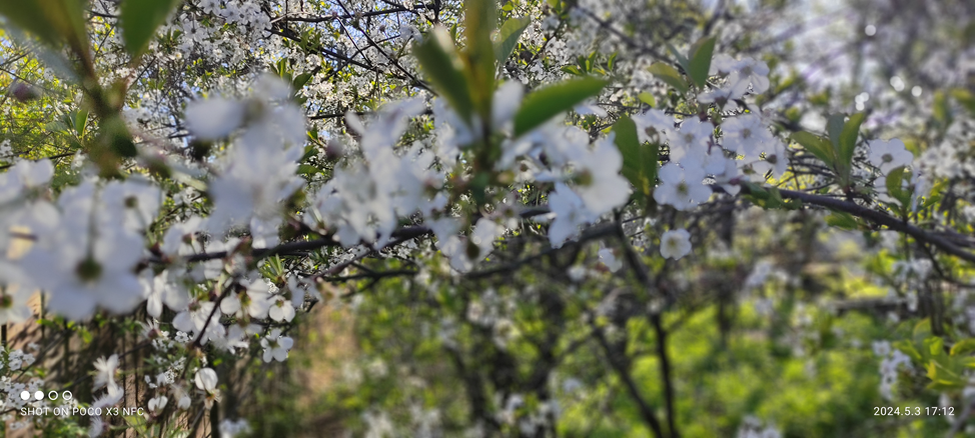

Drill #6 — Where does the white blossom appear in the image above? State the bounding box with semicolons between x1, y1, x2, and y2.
660;229;692;260
868;138;913;174
260;328;294;363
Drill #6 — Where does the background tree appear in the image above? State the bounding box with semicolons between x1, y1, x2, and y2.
0;0;972;437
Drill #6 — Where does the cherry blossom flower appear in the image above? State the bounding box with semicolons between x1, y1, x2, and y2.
666;118;713;163
547;183;594;248
660;229;692;260
93;354;119;390
195;368;217;390
220;278;272;319
653;163;711;210
868;138;913;174
261;328;294;363
697;82;749;111
268;296;295;322
598;248;622;272
101;178;162;232
195;367;221;408
720;114;773;158
569;136;631;216
173;297;222;333
0;286;32;324
148;395;168;414
219;419;252;438
0;159;53;203
438;219;505;272
749;139;790;180
709;155;743;195
727;57;770;94
492;81;524;132
631;108;673;143
170;384;191;410
19;182;145;320
710;54;739;75
88;416;104;437
184;97;244;140
142;270;189;318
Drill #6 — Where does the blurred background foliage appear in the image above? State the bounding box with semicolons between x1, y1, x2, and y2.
0;0;973;436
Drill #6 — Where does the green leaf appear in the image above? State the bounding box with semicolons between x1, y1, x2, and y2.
686;36;716;88
292;72;314;91
893;340;922;362
791;132;835;167
463;0;497;121
933;90;953;127
297;164;320;176
837;112;865;168
638;91;656;107
561;65;583;76
513;77;608;137
414;27;475;125
0;0;89;52
926;336;946;357
885;166;912;207
72;109;89;137
495;16;531;64
825;211;857;230
951;88;975;115
120;0;183;58
613;116;656;197
922;179;948;209
825;113;846;151
647;63;688;94
665;42;690;74
0;2;60;47
913;319;933;345
950;339;975;356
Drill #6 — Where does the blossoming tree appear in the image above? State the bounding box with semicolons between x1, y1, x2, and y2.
0;0;973;436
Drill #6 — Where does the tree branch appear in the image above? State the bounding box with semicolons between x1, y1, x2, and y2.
738;185;975;264
591;319;666;438
271;4;434;24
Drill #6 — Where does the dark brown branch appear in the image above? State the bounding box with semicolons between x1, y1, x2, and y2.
613;219;678;437
155;207;552;265
0;152;76;170
265;27;375;72
324;269;416;283
652;314;678;438
591;320;665;438
738;185;975;264
272;4;433;24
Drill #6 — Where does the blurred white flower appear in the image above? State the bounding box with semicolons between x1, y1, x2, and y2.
660;229;692;260
548;183;593;248
269;295;295;322
148;395;168;414
261;328;294;363
653;162;711;210
185;97;244;140
868;138;913;174
93;354;119;390
598;248;622;272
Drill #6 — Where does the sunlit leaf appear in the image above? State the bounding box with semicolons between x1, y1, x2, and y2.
513;77;608;137
120;0;183;58
791;131;835;167
496;16;530;64
687;36;716;88
414;27;474;124
648;63;688;94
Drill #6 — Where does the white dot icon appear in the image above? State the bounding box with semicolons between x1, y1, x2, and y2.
33;391;43;400
19;391;29;401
